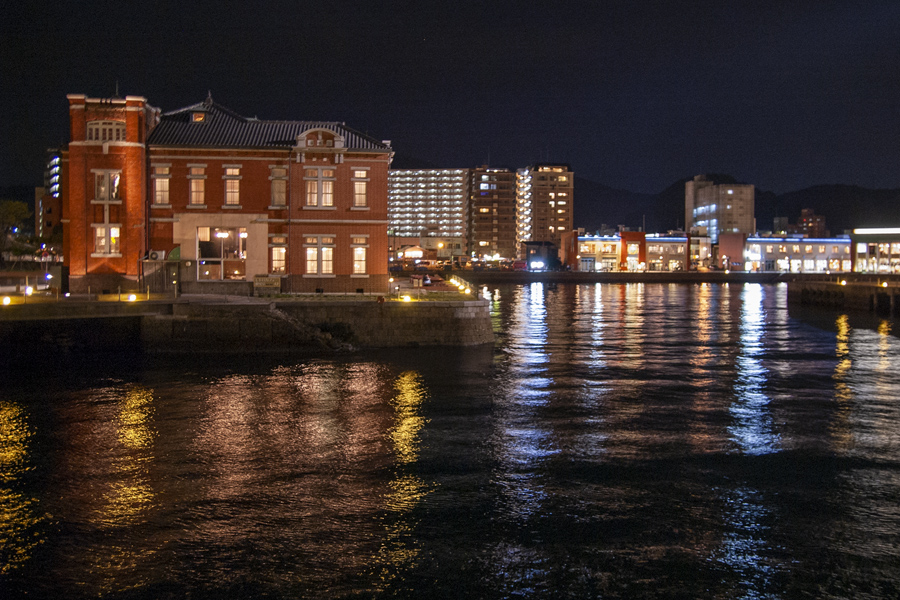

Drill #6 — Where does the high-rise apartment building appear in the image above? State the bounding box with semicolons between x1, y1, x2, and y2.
35;149;63;238
517;164;573;249
388;168;468;247
685;174;755;243
387;164;575;261
469;167;517;259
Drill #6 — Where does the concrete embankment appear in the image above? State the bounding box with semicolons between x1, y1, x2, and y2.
787;279;900;316
0;296;494;359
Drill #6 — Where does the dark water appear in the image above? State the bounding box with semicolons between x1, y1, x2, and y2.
2;283;900;599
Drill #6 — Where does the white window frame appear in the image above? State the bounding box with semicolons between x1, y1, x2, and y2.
351;235;369;276
151;165;171;206
223;165;241;207
90;169;123;257
303;235;336;277
351;168;369;209
188;165;206;207
304;168;336;209
269;166;288;208
86;120;126;142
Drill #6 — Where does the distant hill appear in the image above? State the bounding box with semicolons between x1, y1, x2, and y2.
755;185;900;235
576;176;900;235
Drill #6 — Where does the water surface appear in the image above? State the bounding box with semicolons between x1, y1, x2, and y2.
2;283;899;598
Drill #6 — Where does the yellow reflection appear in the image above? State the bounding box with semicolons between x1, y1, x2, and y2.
877;320;892;372
385;473;430;513
97;386;158;528
372;372;433;590
118;386;156;450
0;401;44;574
830;315;853;449
389;371;429;464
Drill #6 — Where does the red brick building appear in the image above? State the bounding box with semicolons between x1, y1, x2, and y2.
62;94;393;295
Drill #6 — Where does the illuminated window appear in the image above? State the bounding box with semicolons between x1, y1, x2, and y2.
197;226;247;280
305;168;335;207
270;167;287;206
152;166;170;205
352;169;369;207
223;167;241;206
189;166;206;205
271;247;286;274
91;170;123;256
304;236;335;275
353;247;367;274
192;112;206;123
93;225;120;255
94;171;121;202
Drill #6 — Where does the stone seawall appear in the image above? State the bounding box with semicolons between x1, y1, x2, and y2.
142;300;494;352
787;280;900;316
1;297;494;359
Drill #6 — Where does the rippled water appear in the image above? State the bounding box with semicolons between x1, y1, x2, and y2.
2;283;899;599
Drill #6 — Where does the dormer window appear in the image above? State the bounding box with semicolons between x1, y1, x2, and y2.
192;112;207;123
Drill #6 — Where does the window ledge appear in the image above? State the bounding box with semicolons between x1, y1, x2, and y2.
90;253;123;258
303;274;336;278
186;204;207;209
350;206;370;211
350;274;370;278
268;205;287;210
221;205;243;210
302;206;337;211
151;204;172;209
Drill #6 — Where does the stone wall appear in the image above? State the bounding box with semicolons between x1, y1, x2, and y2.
140;299;494;352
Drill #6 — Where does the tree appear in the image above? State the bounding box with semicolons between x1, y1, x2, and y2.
0;200;32;268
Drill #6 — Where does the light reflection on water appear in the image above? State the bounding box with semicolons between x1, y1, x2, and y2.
2;282;900;598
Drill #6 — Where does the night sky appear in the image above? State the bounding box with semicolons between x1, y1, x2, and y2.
2;0;899;195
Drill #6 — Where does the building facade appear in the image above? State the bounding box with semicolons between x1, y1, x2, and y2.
743;236;852;272
516;164;573;251
685;175;755;243
387;168;468;262
35;149;63;239
469;166;517;259
851;228;900;273
62;94;392;294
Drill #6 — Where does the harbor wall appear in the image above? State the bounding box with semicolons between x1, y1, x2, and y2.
0;298;494;359
787;280;900;316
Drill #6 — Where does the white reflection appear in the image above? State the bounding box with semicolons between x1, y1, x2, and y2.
494;284;556;523
729;284;780;455
713;486;782;595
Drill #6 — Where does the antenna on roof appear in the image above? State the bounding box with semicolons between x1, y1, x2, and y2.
205;90;213;107
114;80;120;99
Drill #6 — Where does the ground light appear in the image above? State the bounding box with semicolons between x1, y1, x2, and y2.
401;295;412;302
2;297;10;306
128;294;137;301
841;280;847;286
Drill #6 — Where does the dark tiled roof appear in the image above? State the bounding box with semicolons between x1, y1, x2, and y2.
147;98;391;151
